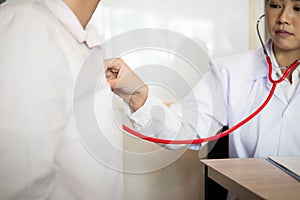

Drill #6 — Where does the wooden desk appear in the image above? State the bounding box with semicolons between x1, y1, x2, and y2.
199;158;300;200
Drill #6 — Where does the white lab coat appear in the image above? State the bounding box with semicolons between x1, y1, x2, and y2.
0;0;123;199
129;40;300;158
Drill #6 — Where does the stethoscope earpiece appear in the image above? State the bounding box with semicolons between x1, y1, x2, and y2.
256;14;267;55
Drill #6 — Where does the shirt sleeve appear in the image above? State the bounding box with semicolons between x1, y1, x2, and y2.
126;61;227;150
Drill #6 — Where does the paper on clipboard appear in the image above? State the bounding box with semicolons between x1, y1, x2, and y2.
267;156;300;181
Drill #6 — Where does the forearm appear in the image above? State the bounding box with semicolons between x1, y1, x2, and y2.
128;90;201;150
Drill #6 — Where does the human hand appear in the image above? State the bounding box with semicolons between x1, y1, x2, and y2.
105;58;149;111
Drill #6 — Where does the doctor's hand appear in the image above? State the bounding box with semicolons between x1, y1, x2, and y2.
105;58;149;112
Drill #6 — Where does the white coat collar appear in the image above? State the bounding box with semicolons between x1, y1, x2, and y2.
43;0;101;48
247;39;290;104
247;39;272;82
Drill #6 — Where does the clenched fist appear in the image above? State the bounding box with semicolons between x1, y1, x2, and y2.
105;58;149;111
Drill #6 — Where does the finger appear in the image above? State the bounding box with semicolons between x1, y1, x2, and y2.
104;58;120;70
105;71;115;80
104;58;114;67
107;78;118;91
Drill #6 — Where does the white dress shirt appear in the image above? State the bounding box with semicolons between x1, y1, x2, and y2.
0;0;123;199
128;39;300;158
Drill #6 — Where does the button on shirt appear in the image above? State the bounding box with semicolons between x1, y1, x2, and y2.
0;0;123;199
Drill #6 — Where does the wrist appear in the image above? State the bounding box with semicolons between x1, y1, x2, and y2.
129;85;149;112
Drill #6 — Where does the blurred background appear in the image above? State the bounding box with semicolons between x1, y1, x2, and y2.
91;0;265;199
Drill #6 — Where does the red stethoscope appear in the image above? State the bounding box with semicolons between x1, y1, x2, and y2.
122;15;300;144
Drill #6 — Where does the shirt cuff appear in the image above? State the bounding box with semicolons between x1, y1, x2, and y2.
123;90;164;127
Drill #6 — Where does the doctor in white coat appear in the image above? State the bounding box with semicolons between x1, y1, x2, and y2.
0;0;123;199
105;0;300;157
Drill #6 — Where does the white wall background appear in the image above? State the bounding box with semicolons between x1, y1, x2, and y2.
91;1;265;199
92;0;265;58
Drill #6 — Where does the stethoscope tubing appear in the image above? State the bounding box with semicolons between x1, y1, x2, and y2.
122;56;299;144
121;15;300;145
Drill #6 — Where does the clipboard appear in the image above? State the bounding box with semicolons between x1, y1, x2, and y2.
266;156;300;182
